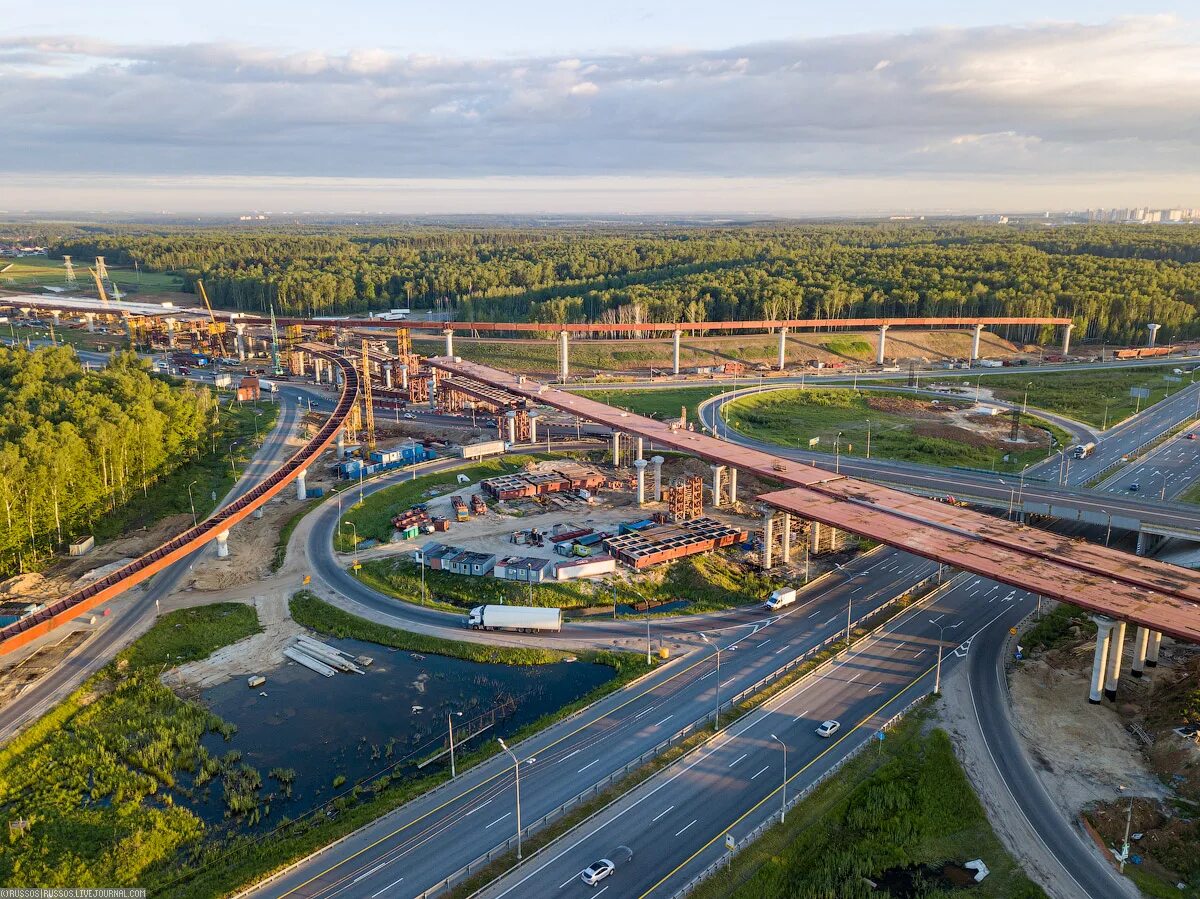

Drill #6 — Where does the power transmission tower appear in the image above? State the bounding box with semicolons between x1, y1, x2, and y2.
63;256;77;287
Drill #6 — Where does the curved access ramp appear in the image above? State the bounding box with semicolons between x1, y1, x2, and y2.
0;350;359;655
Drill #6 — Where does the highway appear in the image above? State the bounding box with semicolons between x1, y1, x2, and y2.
245;549;943;898
1097;421;1200;502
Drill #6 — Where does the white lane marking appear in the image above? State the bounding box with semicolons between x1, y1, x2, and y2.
594;887;609;898
463;798;493;816
894;641;906;651
914;650;924;658
728;753;748;768
823;617;837;627
578;759;600;773
652;805;675;822
675;819;698;836
654;714;674;727
872;681;883;691
794;708;809;722
757;639;771;648
774;645;789;654
700;670;715;680
808;611;821;619
558;875;576;889
559;749;583;762
633;706;655;720
371;876;404;898
847;673;859;683
751;765;770;780
485;812;511;829
353;862;387;883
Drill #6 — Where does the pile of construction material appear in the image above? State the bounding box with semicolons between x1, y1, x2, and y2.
283;635;366;677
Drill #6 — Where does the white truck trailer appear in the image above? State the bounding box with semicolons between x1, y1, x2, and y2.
466;605;563;633
765;587;798;611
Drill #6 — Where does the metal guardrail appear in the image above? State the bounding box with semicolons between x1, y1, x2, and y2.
443;571;962;899
0;351;360;653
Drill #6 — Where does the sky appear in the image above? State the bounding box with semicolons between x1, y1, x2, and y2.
2;1;1199;215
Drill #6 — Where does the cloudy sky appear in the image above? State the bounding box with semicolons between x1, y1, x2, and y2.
2;1;1198;215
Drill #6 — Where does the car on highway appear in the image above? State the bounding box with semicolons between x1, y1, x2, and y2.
1128;483;1140;492
1188;433;1197;440
816;720;841;738
580;859;615;886
402;412;416;420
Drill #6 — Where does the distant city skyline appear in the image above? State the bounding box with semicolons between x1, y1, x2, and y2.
2;5;1199;214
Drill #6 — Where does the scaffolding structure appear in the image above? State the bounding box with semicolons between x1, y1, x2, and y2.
665;475;704;522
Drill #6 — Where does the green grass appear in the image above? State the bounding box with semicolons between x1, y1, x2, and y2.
0;257;183;292
92;399;280;541
723;388;1070;472
577;386;733;422
1181;481;1200;506
826;337;873;359
333;455;541;550
1021;603;1096;653
928;365;1197;428
691;715;1046;899
2;322;130;352
118;603;262;671
356;550;780;617
272;498;322;571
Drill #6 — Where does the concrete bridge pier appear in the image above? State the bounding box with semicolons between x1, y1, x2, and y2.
727;467;738;504
444;329;455;357
635;436;644;462
761;508;775;570
296;468;308;501
1089;615;1116;703
85;312;96;332
235;323;247;360
673;329;682;375
529;411;540;444
710;464;725;508
1061;322;1073;355
1146;630;1162;668
634;459;648;505
506;411;518;445
559;331;570;383
970;323;984;362
383;366;393;389
1104;619;1127;701
876;324;889;365
336;428;345;459
1131;626;1150;678
216;530;230;559
1148;323;1161;348
810;520;822;553
611;431;621;466
651;455;665;500
777;328;788;370
399;364;409;390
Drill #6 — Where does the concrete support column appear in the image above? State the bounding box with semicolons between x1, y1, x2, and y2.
296;468;308;501
673;329;682;375
505;411;518;445
336;428;345;459
651;455;664;501
85;312;96;332
1146;630;1162;668
312;358;321;383
611;431;621;466
528;412;538;444
1061;322;1073;355
634;459;649;505
384;366;392;389
1089;615;1116;703
216;530;230;559
1104;620;1127;701
235;323;247;361
761;508;774;570
876;324;889;365
970;323;984;361
1131;626;1150;678
253;506;264;519
710;464;724;508
559;331;570;383
810;520;821;553
781;512;792;563
399;364;409;389
777;327;788;371
1147;323;1161;348
635;436;644;462
443;328;454;357
1136;530;1148;556
728;467;738;504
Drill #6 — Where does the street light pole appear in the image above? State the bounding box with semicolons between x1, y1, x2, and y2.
865;419;871;459
497;738;524;859
228;440;240;479
771;734;787;824
340;520;359;570
932;619;962;694
447;711;462;777
701;633;723;729
187;480;198;528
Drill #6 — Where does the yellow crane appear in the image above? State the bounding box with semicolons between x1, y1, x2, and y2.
88;267;110;306
361;339;376;453
196;280;229;359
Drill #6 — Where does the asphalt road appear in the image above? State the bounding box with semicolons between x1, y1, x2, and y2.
476;574;1035;899
0;383;316;741
246;549;943;899
1097;420;1200;502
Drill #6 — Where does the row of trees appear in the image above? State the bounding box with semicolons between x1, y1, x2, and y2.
0;348;216;575
45;223;1200;344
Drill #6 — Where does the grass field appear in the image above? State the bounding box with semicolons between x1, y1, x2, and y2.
578;386;733;421
2;322;130;352
691;712;1045;899
0;257;183;292
723;388;1069;472
929;365;1197;428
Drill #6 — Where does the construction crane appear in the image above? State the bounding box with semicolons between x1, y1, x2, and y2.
88;267;110;306
396;327;411;359
196;280;229;359
268;304;283;376
361;339;376;453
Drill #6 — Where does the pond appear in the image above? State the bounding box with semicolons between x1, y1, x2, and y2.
186;636;612;832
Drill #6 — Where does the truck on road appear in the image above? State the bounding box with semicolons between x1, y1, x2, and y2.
1074;442;1096;459
466;605;563;633
765;587;798;611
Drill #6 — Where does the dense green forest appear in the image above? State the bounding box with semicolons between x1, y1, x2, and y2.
18;222;1200;343
0;347;217;574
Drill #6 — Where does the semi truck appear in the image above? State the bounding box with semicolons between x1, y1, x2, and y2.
765;587;798;611
466;605;563;633
1074;442;1096;459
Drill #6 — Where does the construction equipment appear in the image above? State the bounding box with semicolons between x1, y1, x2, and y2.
195;280;229;359
397;327;412;359
268;304;283;376
88;268;110;306
360;339;376;453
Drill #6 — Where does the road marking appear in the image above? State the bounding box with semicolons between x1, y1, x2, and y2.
558;875;576;889
632;707;655;720
700;670;715;680
370;876;404;898
652;805;675;822
369;873;403;892
594;887;609;898
463;798;492;816
729;753;748;768
653;714;674;727
808;611;821;619
757;639;771;648
353;862;387;883
894;641;906;651
485;812;511;829
847;673;859;683
774;645;789;654
578;759;600;773
871;681;883;691
823;617;837;627
794;708;809;722
914;650;924;658
751;765;770;780
675;819;697;836
559;749;583;762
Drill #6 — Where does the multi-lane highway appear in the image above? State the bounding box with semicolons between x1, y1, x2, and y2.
476;574;1037;899
1097;421;1200;501
247;549;943;898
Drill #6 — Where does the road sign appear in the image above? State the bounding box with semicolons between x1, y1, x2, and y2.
1165;376;1182;383
876;731;885;742
1009;626;1018;635
1130;387;1151;400
725;833;736;850
808;436;820;447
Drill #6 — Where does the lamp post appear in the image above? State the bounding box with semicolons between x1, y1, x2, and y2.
497;738;525;859
931;619;962;694
834;431;843;474
187;480;198;528
447;711;463;777
340;520;359;570
771;733;787;824
997;479;1016;520
1103;509;1113;546
865;419;871;460
1158;471;1168;501
700;633;723;729
228;440;241;479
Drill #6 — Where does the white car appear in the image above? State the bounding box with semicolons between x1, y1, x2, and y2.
815;720;841;738
581;859;615;886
